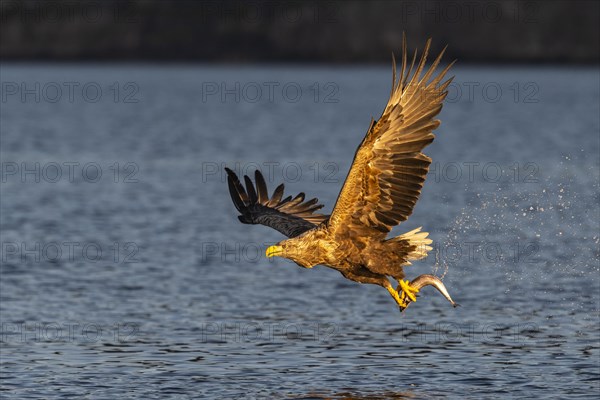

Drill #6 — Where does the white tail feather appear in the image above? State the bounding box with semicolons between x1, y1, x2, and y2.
394;226;432;262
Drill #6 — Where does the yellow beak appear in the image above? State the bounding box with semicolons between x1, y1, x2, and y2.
266;245;283;258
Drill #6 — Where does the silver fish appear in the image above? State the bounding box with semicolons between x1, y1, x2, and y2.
400;274;459;312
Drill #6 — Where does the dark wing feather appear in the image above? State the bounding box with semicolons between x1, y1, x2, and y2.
328;36;454;239
225;168;329;238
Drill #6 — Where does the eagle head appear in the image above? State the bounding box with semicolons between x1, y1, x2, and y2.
265;236;324;269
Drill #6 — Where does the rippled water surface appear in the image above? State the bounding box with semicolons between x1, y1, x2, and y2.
1;64;599;399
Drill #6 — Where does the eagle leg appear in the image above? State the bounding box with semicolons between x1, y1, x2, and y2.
384;283;405;308
341;270;410;310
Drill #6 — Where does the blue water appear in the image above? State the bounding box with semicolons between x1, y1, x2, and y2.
1;64;599;399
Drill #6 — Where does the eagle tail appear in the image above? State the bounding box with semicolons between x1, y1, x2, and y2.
388;227;432;265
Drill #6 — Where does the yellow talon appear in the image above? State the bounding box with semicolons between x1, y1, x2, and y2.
399;279;419;303
385;284;407;309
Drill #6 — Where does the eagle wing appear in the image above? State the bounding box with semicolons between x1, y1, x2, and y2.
225;168;329;238
328;37;454;239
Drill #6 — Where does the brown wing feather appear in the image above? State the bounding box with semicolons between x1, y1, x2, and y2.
225;168;329;238
328;36;454;238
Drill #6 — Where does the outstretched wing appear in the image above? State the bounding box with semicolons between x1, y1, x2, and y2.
225;168;329;238
328;36;454;239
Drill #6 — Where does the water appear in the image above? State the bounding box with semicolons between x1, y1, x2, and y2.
1;64;599;399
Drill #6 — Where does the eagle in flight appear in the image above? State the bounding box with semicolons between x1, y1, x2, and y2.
225;37;457;312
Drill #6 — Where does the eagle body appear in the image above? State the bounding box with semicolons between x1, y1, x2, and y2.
225;36;455;312
278;225;428;281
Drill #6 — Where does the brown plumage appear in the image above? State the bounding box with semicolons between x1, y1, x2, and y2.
225;36;456;312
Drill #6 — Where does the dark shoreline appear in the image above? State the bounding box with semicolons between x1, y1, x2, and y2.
1;0;598;63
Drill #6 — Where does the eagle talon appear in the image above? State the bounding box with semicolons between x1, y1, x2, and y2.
398;279;419;303
398;291;411;311
398;298;409;312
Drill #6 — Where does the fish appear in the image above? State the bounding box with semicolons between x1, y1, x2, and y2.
399;274;459;312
